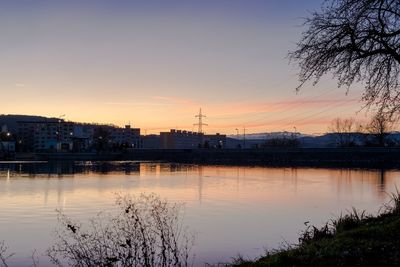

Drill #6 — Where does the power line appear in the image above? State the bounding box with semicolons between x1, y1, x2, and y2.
226;98;357;134
211;86;340;122
275;99;359;132
241;87;345;126
266;99;357;129
239;99;356;136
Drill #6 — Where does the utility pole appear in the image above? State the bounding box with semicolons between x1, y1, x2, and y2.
235;128;240;148
194;108;208;134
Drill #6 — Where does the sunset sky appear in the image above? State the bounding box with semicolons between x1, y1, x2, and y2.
1;0;374;134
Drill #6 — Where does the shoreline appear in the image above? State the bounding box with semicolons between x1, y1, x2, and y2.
5;147;400;169
234;194;400;267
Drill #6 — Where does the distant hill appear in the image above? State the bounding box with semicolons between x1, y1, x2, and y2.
228;131;310;140
0;114;59;132
228;131;400;148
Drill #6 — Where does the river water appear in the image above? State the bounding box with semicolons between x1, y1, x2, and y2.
0;161;398;266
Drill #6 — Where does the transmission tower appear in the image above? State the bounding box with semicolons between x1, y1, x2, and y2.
194;108;208;134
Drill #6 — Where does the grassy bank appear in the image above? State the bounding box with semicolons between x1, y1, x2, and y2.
234;193;400;267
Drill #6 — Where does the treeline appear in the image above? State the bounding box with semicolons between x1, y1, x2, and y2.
327;112;396;147
259;112;399;148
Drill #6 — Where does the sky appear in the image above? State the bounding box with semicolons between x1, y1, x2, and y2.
0;0;374;134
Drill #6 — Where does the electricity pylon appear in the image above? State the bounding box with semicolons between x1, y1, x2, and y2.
194;108;208;134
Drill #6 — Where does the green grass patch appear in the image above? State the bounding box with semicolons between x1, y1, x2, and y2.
232;191;400;267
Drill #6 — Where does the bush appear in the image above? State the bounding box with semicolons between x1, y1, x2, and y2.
47;194;194;267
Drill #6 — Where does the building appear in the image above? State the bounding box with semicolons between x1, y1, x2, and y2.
158;130;227;149
160;130;202;149
71;124;94;152
142;134;160;149
18;120;74;151
203;133;227;148
110;125;141;148
17;120;144;152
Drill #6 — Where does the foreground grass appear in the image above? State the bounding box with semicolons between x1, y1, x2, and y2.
234;194;400;267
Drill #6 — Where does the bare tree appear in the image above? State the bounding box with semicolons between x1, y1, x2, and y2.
290;0;400;113
328;117;357;146
367;111;393;146
47;194;194;267
0;241;14;267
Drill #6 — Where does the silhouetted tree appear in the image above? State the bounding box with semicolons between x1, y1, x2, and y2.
0;241;13;267
290;0;400;113
328;117;358;146
367;111;393;146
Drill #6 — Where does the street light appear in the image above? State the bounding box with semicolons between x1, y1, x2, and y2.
58;114;66;151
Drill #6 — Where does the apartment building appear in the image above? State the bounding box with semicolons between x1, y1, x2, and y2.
110;125;141;148
18;120;74;151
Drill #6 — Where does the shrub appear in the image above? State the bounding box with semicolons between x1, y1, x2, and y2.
47;193;194;267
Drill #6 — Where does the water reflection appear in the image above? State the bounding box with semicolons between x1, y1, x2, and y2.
0;161;399;266
0;161;144;176
0;162;396;206
0;162;391;196
198;166;203;203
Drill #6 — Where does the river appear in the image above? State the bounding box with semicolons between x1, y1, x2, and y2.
0;161;397;266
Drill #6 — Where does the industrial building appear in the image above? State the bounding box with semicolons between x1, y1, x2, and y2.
159;129;226;149
160;130;202;149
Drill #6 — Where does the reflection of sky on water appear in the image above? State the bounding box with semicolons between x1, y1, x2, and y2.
0;161;398;266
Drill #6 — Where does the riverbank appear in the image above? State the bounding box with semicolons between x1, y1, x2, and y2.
234;194;400;267
10;147;400;168
122;148;400;168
